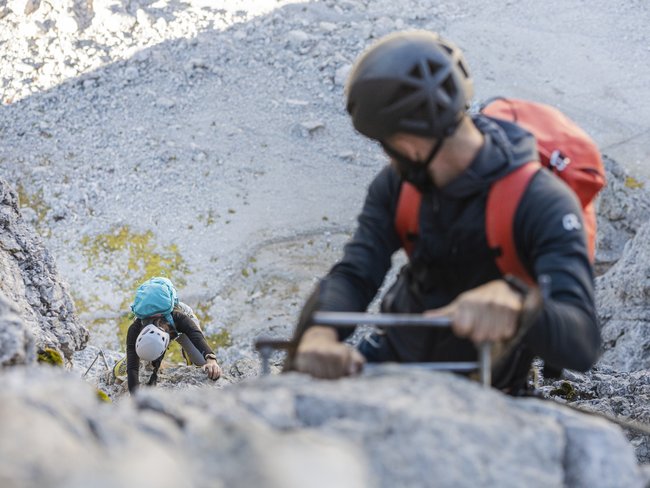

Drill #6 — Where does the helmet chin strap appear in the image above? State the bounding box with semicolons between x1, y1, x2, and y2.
382;137;446;193
381;117;462;192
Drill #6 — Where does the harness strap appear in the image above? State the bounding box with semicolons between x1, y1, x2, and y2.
486;161;541;286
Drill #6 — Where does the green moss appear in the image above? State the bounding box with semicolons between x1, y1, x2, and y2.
164;340;187;364
72;294;91;316
96;389;112;403
625;176;644;189
206;209;216;226
193;302;213;326
72;293;111;317
206;330;231;351
16;183;51;235
117;311;136;346
37;348;64;367
163;331;230;365
81;225;188;285
549;381;577;401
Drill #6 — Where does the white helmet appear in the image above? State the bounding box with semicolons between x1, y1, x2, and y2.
135;324;170;361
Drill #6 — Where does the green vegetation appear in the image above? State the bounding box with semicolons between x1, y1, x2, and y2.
16;183;51;236
205;329;232;352
625;176;644;189
37;348;64;367
197;209;217;226
165;330;231;364
96;389;112;403
549;381;577;401
80;225;188;285
193;301;213;326
240;256;258;278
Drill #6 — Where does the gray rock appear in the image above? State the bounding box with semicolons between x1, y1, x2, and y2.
156;97;176;109
2;366;646;488
334;63;351;86
519;398;643;487
10;0;40;16
0;292;35;365
596;219;650;371
0;367;370;488
595;156;650;274
539;368;650;464
0;179;87;363
124;65;139;81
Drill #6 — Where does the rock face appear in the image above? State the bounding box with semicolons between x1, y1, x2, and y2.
0;179;88;364
596;218;650;372
540;368;650;464
0;292;34;365
0;366;644;488
595;156;650;274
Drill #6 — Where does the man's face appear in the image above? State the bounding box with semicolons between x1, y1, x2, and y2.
384;133;435;162
383;132;463;189
383;133;439;191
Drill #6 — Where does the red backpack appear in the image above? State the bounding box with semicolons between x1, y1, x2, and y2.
395;98;606;285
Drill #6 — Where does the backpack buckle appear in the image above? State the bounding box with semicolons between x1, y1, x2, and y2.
550;149;571;171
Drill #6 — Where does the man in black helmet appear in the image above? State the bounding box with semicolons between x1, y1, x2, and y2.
288;30;600;390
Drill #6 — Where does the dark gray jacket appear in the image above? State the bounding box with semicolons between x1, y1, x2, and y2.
299;115;601;384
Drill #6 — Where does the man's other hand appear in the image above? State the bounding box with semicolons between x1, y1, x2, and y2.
294;326;366;379
425;279;523;344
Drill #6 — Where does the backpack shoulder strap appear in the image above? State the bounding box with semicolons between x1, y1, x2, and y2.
486;161;542;285
395;182;422;256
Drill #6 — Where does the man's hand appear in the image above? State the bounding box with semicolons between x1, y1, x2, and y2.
294;326;365;379
425;280;523;343
203;359;222;381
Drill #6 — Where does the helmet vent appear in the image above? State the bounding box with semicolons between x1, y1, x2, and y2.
457;60;470;79
441;74;457;100
426;60;443;76
439;43;453;55
408;64;423;80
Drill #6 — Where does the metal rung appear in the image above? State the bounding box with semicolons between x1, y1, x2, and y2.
254;313;492;387
312;311;452;328
365;362;479;372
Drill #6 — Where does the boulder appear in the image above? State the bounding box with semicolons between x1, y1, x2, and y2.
0;366;643;488
596;219;650;372
0;179;87;365
0;291;34;365
540;368;650;464
0;367;370;488
595;156;650;274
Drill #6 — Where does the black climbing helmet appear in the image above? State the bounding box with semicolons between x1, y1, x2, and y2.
345;30;473;141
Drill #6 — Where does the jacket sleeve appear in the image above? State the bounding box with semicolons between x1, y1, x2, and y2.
515;170;601;371
174;312;214;359
126;320;141;393
306;166;403;340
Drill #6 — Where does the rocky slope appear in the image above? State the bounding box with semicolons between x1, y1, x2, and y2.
2;0;650;486
0;179;87;365
1;365;646;488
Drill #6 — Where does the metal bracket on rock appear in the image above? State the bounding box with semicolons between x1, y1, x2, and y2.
82;349;111;378
254;312;492;387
